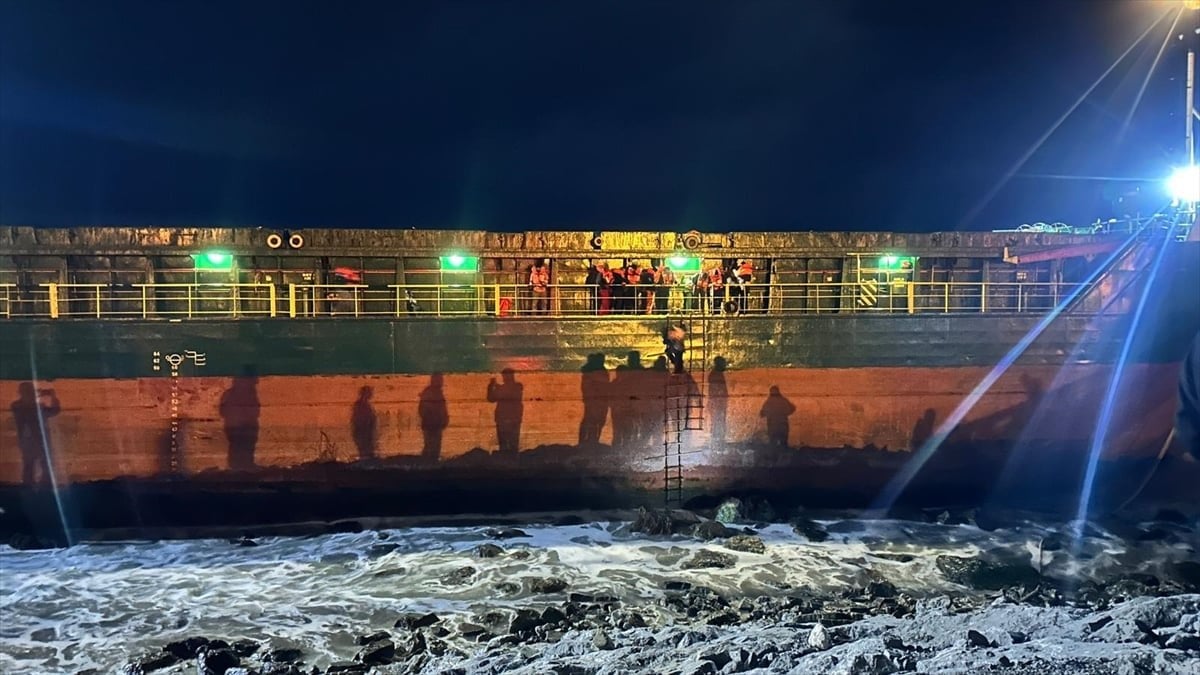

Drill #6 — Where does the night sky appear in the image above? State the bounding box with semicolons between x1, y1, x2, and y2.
1;1;1197;232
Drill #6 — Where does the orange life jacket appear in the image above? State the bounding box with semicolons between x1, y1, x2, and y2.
737;261;753;280
530;267;549;290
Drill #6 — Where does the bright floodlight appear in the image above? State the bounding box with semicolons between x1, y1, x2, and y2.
1167;165;1199;203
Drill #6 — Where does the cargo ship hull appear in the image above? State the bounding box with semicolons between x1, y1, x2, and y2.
1;228;1197;535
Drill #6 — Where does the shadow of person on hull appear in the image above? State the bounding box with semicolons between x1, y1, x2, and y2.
11;382;61;487
578;353;611;449
708;357;729;452
351;385;378;462
219;366;260;472
418;373;448;462
759;385;796;450
487;368;524;456
611;351;646;451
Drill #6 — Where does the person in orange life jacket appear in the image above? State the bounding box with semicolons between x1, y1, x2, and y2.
641;265;657;314
659;265;680;312
624;263;640;315
692;272;709;313
529;260;550;315
706;265;724;314
663;323;687;374
596;264;614;316
733;259;753;313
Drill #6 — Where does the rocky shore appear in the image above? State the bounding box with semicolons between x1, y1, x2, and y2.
6;503;1199;675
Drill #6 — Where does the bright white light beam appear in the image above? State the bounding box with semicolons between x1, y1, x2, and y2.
1167;165;1199;203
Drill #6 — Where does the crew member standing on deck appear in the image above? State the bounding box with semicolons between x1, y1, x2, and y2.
530;259;550;315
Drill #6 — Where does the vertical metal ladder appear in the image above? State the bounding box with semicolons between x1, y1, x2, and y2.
662;301;709;506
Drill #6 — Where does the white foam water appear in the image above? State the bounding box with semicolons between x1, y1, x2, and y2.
0;516;1194;673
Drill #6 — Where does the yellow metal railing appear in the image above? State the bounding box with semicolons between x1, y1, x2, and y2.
0;281;1088;319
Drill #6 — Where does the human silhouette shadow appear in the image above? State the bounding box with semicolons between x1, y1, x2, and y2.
219;366;260;471
611;351;647;450
418;373;449;461
759;385;796;449
578;353;611;447
11;382;61;485
487;368;524;455
708;357;729;450
910;408;936;451
351;385;378;461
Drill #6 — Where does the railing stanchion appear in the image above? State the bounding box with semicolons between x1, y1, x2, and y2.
47;283;60;319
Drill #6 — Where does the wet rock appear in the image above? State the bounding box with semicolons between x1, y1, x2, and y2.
1170;561;1200;590
541;606;567;625
631;507;699;535
394;612;440;630
723;534;766;554
871;552;915;563
196;647;239;675
457;622;489;642
355;630;390;646
715;498;743;524
474;543;505;558
1008;631;1029;644
1154;508;1189;525
742;497;778;522
935;555;1040;590
263;647;303;663
30;627;56;642
355;638;395;665
494;581;521;595
681;549;737;570
966;629;993;648
592;629;614;650
485;527;529;539
791;518;830;542
509;608;547;634
233;536;257;547
164;637;210;659
1088;616;1114;632
867;580;898;599
326;663;369;674
1165;633;1200;651
692;520;736;541
664;580;692;591
441;566;476;585
229;639;259;658
259;665;304;675
705;610;740;626
528;576;569;594
7;533;58;550
119;651;179;674
366;543;399;557
807;622;830;650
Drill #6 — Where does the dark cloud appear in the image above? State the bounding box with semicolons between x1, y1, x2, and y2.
0;0;1194;231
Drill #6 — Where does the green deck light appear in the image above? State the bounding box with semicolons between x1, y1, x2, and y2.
440;254;478;272
666;256;701;273
192;251;233;270
877;255;917;270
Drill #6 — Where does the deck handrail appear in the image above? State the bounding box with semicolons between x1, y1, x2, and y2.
0;280;1100;320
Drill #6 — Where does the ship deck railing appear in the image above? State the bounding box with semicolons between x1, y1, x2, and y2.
0;280;1102;320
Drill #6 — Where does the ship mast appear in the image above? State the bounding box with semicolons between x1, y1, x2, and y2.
1181;2;1198;238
